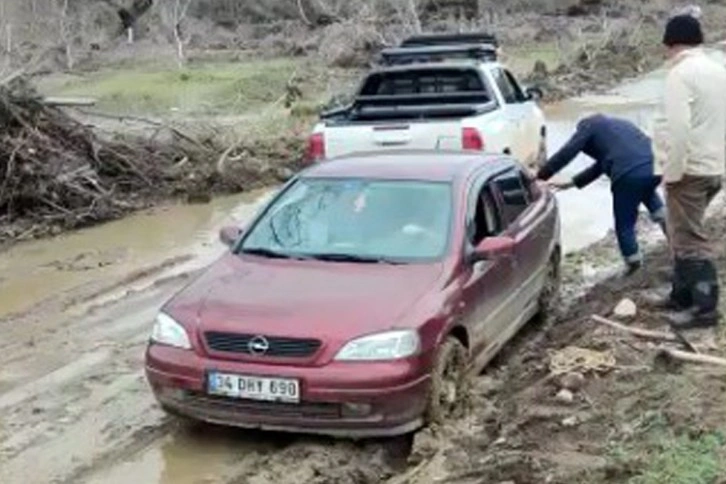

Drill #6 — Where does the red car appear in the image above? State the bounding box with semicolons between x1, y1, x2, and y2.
145;150;561;438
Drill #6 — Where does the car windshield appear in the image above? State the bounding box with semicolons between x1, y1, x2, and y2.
239;177;453;263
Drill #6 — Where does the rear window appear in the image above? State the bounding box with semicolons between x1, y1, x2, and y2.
360;69;487;97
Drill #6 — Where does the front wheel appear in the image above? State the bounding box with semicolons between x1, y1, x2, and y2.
424;337;469;427
538;251;561;321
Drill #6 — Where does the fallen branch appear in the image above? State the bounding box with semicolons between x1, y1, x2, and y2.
658;348;726;368
591;315;679;342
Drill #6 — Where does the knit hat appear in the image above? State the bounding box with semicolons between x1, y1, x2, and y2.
663;14;704;46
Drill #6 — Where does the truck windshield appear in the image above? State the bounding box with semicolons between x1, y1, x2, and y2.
240;178;453;263
361;68;487;97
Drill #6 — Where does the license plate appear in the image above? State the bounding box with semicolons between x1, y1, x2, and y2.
207;372;300;403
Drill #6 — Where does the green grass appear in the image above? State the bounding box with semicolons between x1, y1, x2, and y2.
38;58;302;116
628;432;724;484
605;409;725;484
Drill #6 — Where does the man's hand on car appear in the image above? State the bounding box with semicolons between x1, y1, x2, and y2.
546;179;575;191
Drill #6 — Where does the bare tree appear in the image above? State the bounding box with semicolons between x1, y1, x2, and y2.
57;0;75;70
160;0;194;68
392;0;423;34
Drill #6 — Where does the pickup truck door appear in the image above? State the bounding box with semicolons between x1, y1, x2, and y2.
487;67;527;161
503;69;543;164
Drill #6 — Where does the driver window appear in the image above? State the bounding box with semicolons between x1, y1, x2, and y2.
472;185;501;245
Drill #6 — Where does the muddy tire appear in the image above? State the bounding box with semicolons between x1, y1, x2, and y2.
425;337;469;427
537;251;561;320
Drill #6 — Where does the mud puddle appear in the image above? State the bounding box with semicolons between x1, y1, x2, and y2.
0;189;270;321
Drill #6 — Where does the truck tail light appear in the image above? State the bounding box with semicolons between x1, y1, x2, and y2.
462;127;485;151
304;133;326;164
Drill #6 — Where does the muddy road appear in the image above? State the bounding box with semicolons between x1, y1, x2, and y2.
0;72;685;484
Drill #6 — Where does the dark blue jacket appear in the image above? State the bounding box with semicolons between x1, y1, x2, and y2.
536;114;655;188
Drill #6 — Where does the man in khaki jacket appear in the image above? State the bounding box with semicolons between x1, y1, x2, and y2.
651;14;726;329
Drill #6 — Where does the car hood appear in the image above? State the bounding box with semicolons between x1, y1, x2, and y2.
166;253;445;342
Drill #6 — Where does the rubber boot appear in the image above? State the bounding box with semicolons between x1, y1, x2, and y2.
645;257;692;310
666;259;720;330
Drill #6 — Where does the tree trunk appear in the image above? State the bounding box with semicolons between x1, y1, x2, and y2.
174;25;184;68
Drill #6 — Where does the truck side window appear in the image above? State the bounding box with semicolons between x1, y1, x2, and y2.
492;68;518;104
493;170;530;227
503;70;527;103
471;185;502;245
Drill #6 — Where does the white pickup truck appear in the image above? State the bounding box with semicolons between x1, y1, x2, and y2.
304;33;547;168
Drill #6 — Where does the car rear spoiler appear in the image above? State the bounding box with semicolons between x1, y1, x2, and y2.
378;43;498;66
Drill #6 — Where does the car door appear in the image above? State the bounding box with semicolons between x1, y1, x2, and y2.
489;67;528;161
491;166;554;314
458;171;516;368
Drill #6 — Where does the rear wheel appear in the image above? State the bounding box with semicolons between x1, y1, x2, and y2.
425;337;469;426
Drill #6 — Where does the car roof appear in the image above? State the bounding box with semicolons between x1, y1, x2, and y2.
300;150;514;183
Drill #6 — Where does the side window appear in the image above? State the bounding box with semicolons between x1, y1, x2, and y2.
493;170;531;227
492;68;518;104
470;183;502;245
503;70;527;103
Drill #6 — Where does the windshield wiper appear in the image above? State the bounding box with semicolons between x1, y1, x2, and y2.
309;253;403;265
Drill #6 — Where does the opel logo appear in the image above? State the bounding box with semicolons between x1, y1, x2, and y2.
248;335;270;355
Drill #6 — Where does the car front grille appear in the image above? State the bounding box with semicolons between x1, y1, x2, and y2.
183;392;341;419
204;332;322;358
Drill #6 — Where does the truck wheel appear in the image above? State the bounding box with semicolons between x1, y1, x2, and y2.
425;336;469;426
538;252;561;320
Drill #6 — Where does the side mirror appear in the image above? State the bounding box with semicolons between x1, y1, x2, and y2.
219;226;243;248
525;86;543;101
471;236;515;263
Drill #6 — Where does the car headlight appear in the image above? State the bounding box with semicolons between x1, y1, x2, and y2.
150;312;191;350
334;330;420;361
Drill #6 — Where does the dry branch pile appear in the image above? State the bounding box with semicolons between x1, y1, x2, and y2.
0;77;302;245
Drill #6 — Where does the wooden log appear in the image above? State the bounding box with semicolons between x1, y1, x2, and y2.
42;96;97;107
659;348;726;368
590;315;679;342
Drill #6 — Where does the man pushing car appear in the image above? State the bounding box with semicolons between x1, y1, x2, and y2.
535;113;667;276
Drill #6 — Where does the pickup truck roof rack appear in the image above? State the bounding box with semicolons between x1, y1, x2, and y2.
401;33;499;48
378;43;498;66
